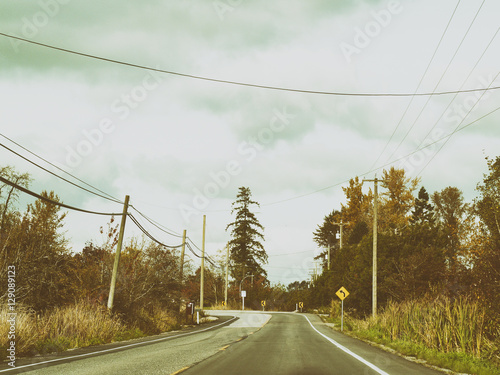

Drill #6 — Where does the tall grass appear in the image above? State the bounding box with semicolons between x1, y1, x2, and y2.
358;296;491;357
0;300;138;356
333;295;500;372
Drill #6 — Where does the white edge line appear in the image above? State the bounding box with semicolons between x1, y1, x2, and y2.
0;316;238;373
302;315;390;375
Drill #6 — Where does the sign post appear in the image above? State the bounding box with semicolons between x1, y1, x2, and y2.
298;302;304;313
336;287;350;332
261;300;266;311
241;290;246;310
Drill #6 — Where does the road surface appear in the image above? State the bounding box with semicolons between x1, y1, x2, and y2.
0;311;444;374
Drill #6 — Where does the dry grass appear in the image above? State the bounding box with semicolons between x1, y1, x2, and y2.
344;296;498;365
207;302;239;310
324;296;500;374
0;305;40;355
0;300;136;356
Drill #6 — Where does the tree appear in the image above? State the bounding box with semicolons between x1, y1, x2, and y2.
475;156;500;243
432;186;468;268
340;176;372;239
0;166;30;243
379;167;420;232
226;187;267;280
312;209;341;269
1;191;74;311
410;186;435;225
471;156;500;331
113;237;180;313
313;209;341;249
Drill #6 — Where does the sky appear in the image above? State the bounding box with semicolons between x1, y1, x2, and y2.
1;0;499;285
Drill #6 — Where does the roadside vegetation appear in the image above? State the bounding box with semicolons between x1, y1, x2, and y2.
302;156;500;373
1;156;499;372
0;299;188;356
321;297;499;375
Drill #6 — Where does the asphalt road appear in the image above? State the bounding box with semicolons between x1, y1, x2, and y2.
0;311;444;375
184;312;443;375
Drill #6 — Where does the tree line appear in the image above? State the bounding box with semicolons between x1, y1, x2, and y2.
300;157;499;344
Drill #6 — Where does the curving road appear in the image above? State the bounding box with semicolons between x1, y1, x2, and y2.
0;311;444;374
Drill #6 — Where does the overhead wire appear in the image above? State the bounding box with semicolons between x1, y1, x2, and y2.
414;25;500;152
127;213;184;249
129;204;183;238
416;70;500;178
383;0;487;164
261;103;500;207
1;32;500;97
0;174;123;216
0;141;123;205
0;133;122;204
369;0;462;170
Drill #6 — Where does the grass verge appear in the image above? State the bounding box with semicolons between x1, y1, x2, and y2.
0;300;183;357
321;297;500;375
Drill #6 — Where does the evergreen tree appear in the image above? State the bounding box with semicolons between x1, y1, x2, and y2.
312;209;341;249
226;187;267;280
410;186;435;225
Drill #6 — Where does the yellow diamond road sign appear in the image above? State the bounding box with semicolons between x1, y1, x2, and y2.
336;287;349;301
261;300;266;307
298;302;303;308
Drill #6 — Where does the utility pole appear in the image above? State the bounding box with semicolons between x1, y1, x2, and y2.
200;215;206;310
327;245;331;271
179;229;186;313
224;243;229;309
107;195;130;311
362;176;384;317
331;220;345;250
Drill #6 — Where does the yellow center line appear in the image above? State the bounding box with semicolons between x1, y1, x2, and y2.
219;345;230;351
170;366;190;375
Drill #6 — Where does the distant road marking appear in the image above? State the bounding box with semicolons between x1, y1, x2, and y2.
219;345;230;351
223;313;271;328
0;317;238;373
302;315;390;375
170;366;189;375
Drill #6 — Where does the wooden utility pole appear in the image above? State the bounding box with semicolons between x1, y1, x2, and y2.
107;195;130;311
363;176;383;317
179;229;186;313
200;215;206;310
327;245;331;271
224;243;229;309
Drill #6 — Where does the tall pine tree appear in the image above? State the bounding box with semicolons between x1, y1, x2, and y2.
226;187;267;280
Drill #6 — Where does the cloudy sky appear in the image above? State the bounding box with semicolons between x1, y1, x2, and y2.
1;0;499;285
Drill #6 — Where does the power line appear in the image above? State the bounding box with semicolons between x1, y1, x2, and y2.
0;141;122;205
261;104;500;207
0;175;122;216
129;205;183;238
383;0;487;165
268;250;314;257
416;71;500;177
1;32;500;97
127;213;184;249
414;25;500;152
370;0;462;170
0;133;122;204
